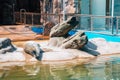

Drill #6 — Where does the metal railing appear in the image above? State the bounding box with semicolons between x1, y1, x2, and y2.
20;9;26;24
14;12;120;35
15;11;63;25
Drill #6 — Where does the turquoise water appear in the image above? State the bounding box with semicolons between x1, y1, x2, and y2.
68;30;120;42
85;32;120;42
1;55;120;80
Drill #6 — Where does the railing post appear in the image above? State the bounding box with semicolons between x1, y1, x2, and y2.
111;17;114;34
20;9;26;24
112;17;117;35
90;17;93;31
24;12;26;25
116;17;118;35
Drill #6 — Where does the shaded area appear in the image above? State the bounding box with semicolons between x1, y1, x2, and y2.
0;0;15;25
0;0;40;25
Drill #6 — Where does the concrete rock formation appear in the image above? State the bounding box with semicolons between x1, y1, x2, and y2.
49;16;88;49
60;31;88;49
24;17;88;61
0;38;16;54
50;17;79;37
48;31;88;49
44;22;55;36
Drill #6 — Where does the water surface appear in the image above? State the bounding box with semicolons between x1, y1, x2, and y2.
0;55;120;80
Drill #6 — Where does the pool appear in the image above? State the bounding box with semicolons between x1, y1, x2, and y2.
68;30;120;42
85;31;120;42
1;55;120;80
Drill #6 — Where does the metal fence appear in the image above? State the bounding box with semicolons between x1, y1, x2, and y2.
14;12;120;35
15;12;63;25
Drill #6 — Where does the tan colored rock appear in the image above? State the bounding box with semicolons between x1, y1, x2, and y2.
60;31;88;49
44;22;55;36
50;17;79;37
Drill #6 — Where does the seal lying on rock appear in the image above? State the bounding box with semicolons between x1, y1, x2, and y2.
24;41;43;60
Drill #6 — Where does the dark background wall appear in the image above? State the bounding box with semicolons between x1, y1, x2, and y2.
0;0;15;25
15;0;40;12
0;0;40;25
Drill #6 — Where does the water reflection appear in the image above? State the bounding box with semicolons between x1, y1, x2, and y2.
23;63;40;76
85;56;120;80
0;56;120;80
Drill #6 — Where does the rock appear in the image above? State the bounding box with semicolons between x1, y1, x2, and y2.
60;31;88;49
0;38;16;54
49;17;88;49
24;41;43;60
23;17;89;62
44;22;55;36
50;17;79;37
